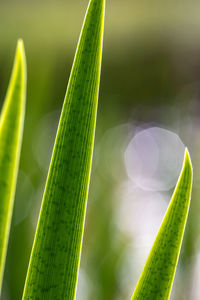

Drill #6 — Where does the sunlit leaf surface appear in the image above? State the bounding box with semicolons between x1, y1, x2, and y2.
23;0;105;299
132;149;193;300
0;40;26;292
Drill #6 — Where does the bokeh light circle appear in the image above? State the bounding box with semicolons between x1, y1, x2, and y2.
124;127;185;191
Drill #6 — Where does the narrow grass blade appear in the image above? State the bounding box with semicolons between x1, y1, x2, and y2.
131;149;193;300
23;0;105;299
0;40;26;292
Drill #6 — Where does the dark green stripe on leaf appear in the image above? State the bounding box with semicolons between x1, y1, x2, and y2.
23;0;105;299
132;149;193;300
0;40;26;292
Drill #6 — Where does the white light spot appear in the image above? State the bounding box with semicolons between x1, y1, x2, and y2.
124;127;185;191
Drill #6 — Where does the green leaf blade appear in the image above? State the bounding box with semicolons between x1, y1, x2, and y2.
132;149;193;300
0;40;26;292
23;0;105;299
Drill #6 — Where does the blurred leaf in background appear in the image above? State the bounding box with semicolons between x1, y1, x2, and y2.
0;40;26;295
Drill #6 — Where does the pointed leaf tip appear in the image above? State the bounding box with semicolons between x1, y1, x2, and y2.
17;38;24;49
131;147;193;300
184;147;193;171
16;39;26;68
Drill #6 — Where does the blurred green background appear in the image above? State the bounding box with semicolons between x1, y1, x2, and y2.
1;0;200;299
